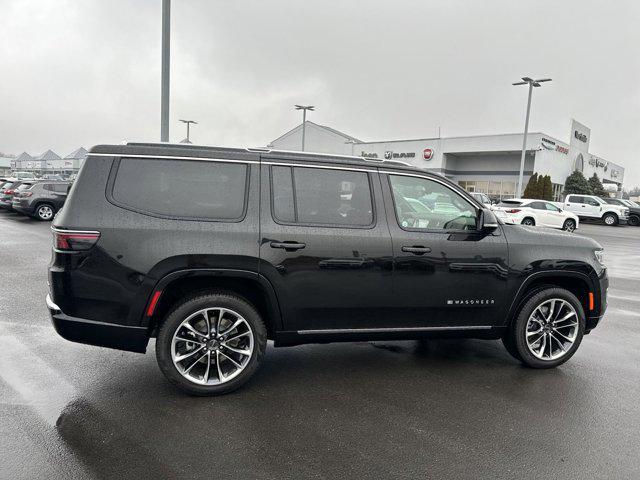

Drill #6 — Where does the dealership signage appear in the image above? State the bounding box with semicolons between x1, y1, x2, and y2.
423;148;434;160
361;152;378;159
574;130;588;143
556;145;569;155
384;151;415;160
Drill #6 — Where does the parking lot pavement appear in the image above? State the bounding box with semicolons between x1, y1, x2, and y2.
1;211;639;480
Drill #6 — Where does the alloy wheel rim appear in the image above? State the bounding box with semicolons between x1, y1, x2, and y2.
171;307;254;385
526;298;579;361
523;219;534;226
605;216;615;225
565;220;575;232
39;206;53;219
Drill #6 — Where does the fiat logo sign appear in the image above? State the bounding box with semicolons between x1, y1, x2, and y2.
423;148;434;160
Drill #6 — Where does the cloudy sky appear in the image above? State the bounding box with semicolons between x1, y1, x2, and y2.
1;0;639;185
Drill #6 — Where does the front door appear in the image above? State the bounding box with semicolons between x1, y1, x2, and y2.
381;171;509;328
259;162;393;332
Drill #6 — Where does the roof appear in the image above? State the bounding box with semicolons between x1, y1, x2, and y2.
15;152;34;162
64;147;88;160
94;142;419;173
270;121;362;145
37;149;61;161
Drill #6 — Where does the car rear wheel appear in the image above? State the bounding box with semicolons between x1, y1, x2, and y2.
628;215;639;227
503;287;585;368
156;291;267;395
602;213;618;226
562;219;576;232
35;203;55;221
521;217;535;226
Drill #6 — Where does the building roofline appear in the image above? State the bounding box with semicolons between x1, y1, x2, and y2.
269;120;362;145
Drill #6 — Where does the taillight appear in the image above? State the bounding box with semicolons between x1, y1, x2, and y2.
5;189;14;195
52;228;100;251
505;209;521;213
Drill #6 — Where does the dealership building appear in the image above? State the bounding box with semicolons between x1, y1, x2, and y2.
10;147;88;176
268;119;624;201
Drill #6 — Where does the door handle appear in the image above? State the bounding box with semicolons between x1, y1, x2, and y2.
401;245;432;255
270;241;306;251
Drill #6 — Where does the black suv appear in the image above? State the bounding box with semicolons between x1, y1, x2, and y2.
47;144;608;395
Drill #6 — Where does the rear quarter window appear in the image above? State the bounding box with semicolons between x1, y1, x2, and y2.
109;158;249;221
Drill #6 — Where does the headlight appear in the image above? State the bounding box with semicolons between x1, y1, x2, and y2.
595;249;605;266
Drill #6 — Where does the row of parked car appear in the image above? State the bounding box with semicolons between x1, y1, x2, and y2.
470;192;639;230
0;177;71;221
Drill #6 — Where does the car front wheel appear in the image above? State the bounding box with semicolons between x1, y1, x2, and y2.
602;213;618;226
628;215;639;227
156;291;267;395
504;287;585;368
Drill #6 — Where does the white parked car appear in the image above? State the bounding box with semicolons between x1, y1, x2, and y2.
492;198;579;232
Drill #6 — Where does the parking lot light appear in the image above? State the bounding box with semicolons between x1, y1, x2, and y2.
513;77;552;197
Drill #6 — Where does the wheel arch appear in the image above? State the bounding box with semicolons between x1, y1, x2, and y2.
144;269;283;339
505;271;595;328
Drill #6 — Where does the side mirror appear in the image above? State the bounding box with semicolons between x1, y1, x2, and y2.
476;208;499;231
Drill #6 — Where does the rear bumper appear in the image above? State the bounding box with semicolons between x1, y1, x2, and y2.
46;294;148;353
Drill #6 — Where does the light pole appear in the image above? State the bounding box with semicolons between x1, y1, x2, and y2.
512;77;551;197
161;0;171;142
179;119;197;143
295;105;314;151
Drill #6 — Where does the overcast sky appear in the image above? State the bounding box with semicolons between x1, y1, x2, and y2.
1;0;639;185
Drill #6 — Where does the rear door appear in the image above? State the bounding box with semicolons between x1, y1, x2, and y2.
50;183;70;209
381;170;509;328
259;159;394;332
527;201;551;226
565;195;586;216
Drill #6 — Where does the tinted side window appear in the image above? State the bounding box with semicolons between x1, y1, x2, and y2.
111;158;248;220
53;183;70;193
585;197;600;206
42;183;54;191
544;202;560;212
568;195;584;203
389;175;477;231
528;202;545;210
271;166;373;227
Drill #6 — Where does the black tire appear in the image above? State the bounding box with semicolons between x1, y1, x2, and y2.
602;212;618;226
521;217;535;226
503;287;585;369
562;219;576;232
628;215;640;227
35;203;55;221
156;291;267;395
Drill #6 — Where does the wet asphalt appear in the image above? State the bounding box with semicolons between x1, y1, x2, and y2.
0;211;639;480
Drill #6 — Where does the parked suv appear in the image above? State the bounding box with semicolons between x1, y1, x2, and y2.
563;194;628;226
13;181;71;220
0;180;37;211
48;144;608;395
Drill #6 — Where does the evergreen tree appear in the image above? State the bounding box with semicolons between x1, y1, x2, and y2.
540;175;553;200
588;173;607;198
563;171;592;196
523;173;539;198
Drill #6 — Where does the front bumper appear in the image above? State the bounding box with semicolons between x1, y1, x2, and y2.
586;270;608;332
46;294;149;353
